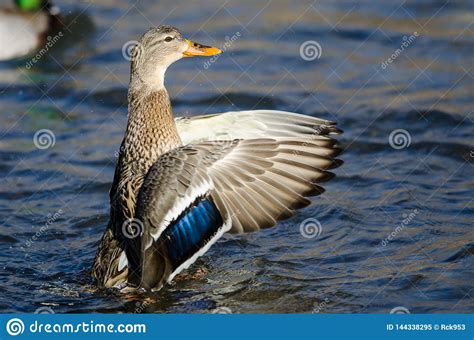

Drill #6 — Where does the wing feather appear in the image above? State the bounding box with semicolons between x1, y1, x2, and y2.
127;111;343;289
176;110;341;144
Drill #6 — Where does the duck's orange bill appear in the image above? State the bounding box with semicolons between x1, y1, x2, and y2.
183;39;222;57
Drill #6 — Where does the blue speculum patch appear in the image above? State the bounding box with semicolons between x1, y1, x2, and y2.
162;198;223;268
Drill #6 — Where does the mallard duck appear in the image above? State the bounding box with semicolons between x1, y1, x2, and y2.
92;25;343;291
0;0;61;61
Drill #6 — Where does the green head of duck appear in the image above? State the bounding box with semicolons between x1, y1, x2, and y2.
14;0;46;11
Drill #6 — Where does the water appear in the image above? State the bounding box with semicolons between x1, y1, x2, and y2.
0;0;473;313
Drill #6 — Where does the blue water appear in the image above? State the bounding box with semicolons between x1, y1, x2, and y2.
0;0;472;313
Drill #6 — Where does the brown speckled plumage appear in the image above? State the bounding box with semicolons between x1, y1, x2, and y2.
92;26;190;288
92;86;182;287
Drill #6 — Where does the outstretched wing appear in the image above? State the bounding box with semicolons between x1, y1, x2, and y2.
175;110;341;143
128;135;342;290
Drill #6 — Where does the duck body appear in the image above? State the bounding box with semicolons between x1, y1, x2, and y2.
92;26;343;291
0;0;61;61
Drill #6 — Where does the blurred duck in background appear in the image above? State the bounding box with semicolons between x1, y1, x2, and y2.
0;0;62;61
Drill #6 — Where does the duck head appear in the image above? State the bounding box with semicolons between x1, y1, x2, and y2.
14;0;47;11
14;0;60;16
130;25;222;90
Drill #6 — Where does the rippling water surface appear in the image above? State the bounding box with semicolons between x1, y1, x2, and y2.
0;0;473;313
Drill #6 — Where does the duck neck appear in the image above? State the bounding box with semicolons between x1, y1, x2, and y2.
120;85;182;178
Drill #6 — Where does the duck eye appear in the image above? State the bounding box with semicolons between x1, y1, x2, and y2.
164;36;173;42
